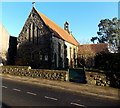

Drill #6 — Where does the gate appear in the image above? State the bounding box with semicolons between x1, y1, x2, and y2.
69;68;86;83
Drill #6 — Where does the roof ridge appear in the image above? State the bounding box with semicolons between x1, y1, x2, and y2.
79;43;108;46
36;9;68;34
35;8;79;46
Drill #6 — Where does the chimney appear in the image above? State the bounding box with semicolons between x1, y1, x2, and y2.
64;21;70;33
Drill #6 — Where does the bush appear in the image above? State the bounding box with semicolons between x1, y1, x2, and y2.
95;52;120;72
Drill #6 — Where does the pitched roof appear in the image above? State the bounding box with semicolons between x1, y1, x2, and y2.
35;8;79;46
78;43;109;55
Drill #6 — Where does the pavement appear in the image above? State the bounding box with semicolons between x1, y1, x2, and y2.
1;73;120;101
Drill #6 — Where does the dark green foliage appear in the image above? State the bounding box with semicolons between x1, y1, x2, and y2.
106;73;120;88
91;17;120;53
90;37;98;43
95;52;120;72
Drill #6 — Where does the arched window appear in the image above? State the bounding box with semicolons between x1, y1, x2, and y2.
36;27;38;45
29;25;31;42
45;55;48;61
54;53;57;68
73;48;75;59
58;43;61;58
70;47;72;59
32;23;35;43
39;52;42;61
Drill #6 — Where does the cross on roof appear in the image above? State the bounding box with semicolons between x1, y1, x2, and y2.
32;2;36;7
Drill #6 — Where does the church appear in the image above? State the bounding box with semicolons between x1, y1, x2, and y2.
16;7;79;69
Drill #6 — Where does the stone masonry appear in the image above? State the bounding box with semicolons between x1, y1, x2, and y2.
2;66;69;81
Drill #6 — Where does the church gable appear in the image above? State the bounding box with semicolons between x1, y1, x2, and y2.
18;7;51;45
16;7;78;69
16;7;52;68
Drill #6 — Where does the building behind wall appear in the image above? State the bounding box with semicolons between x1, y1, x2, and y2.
7;36;17;65
0;24;10;65
78;43;109;68
16;7;79;69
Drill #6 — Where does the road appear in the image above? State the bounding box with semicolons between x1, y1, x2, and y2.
2;78;120;107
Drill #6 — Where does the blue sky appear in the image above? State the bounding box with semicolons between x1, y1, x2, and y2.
1;2;118;44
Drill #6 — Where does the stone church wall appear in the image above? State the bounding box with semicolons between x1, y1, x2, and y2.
16;8;52;69
51;36;78;69
51;36;65;69
15;7;78;69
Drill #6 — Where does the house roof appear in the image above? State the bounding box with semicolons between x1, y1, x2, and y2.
35;8;79;46
78;43;109;55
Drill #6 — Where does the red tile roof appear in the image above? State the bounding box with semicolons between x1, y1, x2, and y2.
35;8;79;46
78;43;109;55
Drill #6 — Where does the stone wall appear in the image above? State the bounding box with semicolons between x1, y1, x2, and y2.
2;66;69;81
52;36;65;68
2;66;120;88
16;7;51;69
85;71;120;88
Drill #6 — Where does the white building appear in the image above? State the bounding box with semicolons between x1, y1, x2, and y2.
0;24;10;65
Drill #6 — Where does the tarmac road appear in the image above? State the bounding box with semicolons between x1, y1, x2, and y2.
2;78;120;107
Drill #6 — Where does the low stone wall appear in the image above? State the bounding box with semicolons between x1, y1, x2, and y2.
1;66;120;88
85;71;120;88
85;72;109;86
2;66;69;81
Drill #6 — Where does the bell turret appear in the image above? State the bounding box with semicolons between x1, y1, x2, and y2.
64;21;70;33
